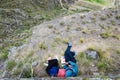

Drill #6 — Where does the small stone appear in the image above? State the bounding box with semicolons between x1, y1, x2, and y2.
93;72;99;76
2;71;10;78
8;47;17;59
32;61;38;67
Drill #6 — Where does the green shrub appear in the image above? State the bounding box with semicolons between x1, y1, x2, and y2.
6;60;16;71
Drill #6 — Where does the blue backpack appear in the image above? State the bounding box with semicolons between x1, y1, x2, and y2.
49;67;59;77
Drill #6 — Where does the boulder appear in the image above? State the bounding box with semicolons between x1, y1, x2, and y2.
85;50;98;60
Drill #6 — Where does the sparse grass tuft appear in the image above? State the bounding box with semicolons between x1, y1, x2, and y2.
111;20;115;25
90;16;96;22
115;14;120;19
80;15;85;19
66;26;70;31
13;68;21;75
62;38;69;44
54;36;61;43
75;27;82;31
81;28;88;34
0;52;8;60
111;34;120;40
48;25;54;29
99;24;105;29
39;42;48;50
82;20;89;24
100;16;106;20
60;21;65;26
116;50;120;54
52;42;57;47
6;60;16;71
96;58;110;72
80;38;84;43
86;0;107;5
22;65;31;78
100;32;110;39
17;61;23;68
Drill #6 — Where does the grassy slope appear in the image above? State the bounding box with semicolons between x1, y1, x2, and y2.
0;0;63;56
4;8;120;78
0;0;120;78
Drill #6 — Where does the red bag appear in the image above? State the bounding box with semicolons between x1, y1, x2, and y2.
57;68;66;77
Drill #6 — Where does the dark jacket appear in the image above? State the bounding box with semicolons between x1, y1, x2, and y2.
46;59;59;76
63;61;78;77
64;46;76;63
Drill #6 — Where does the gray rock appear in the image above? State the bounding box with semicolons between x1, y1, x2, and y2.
32;61;38;67
90;67;98;72
85;50;98;60
8;47;17;59
2;71;10;78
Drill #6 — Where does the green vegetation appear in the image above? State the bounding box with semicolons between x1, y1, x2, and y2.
54;36;61;44
111;20;115;25
17;61;23;68
0;52;8;60
116;14;120;19
100;16;107;20
116;50;120;54
6;60;16;71
100;32;110;39
86;0;107;5
48;25;54;29
96;58;110;72
99;24;105;29
80;38;84;43
62;38;69;44
22;65;32;78
81;28;88;34
13;68;21;75
60;21;65;26
39;42;48;50
0;47;9;60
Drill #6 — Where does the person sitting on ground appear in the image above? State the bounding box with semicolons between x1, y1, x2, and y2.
45;57;59;77
64;42;76;63
63;61;78;77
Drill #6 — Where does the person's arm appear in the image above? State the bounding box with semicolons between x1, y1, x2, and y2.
68;61;76;66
